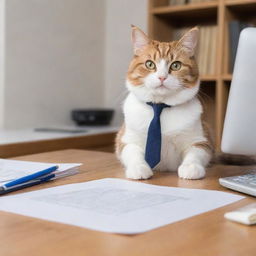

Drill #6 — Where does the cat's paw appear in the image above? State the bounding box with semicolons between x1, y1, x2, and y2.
178;163;205;180
125;163;153;180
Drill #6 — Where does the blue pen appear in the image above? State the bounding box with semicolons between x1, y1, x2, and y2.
2;165;58;189
0;173;55;195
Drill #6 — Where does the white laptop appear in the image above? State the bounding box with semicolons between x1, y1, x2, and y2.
220;28;256;197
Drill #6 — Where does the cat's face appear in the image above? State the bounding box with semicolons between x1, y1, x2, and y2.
126;26;200;105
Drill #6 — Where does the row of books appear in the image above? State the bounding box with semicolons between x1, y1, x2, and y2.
173;25;217;75
229;21;253;72
168;0;214;5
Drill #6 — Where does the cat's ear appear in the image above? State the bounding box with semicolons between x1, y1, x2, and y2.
131;25;150;55
178;27;199;56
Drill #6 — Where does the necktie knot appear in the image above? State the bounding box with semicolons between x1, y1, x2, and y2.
147;102;171;116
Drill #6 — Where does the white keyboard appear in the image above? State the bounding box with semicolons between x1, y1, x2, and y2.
219;172;256;197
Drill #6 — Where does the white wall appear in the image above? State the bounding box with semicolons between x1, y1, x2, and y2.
104;0;147;125
0;0;5;128
3;0;105;128
1;0;148;129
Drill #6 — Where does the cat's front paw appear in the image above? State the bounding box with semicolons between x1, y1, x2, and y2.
178;163;205;180
125;163;153;180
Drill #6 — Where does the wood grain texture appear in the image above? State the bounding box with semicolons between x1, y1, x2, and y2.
226;0;256;6
215;0;226;150
0;132;116;158
151;1;218;14
0;149;255;256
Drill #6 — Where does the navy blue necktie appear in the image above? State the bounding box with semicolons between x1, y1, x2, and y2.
145;102;171;169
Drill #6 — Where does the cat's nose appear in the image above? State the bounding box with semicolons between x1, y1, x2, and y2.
158;76;167;82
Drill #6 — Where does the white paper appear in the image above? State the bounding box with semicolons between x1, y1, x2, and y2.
0;159;81;185
0;178;244;234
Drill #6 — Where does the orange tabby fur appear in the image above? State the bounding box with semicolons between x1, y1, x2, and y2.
116;26;211;158
127;39;199;88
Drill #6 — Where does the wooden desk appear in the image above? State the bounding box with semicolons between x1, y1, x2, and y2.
0;149;255;256
0;131;116;158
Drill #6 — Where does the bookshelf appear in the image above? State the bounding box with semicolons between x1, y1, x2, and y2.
148;0;256;150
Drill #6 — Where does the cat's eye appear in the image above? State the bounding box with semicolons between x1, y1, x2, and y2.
170;61;182;71
145;60;156;70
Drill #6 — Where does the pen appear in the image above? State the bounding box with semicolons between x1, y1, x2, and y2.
1;165;58;189
0;173;55;195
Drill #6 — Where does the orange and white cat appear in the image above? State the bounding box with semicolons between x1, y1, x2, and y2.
115;25;212;180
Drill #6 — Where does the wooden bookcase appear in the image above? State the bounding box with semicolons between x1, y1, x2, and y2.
148;0;256;150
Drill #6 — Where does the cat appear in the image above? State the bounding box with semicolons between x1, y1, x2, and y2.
115;25;213;180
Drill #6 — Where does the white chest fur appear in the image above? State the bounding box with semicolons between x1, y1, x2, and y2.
122;93;204;171
123;93;202;135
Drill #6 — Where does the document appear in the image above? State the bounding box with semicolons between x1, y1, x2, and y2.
0;159;81;185
0;178;244;234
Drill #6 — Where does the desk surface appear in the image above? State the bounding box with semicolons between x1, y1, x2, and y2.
0;126;118;145
0;127;118;158
0;149;255;256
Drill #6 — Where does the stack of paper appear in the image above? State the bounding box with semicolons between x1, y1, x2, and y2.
0;159;81;194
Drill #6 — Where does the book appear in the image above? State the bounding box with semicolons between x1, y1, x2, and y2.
172;26;191;41
169;0;187;6
189;0;201;3
203;26;211;75
188;0;215;3
197;26;206;75
207;26;213;74
195;25;217;76
173;25;217;76
209;26;217;75
229;21;241;72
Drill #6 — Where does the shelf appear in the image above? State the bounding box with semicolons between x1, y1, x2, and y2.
200;75;217;82
148;0;255;149
150;2;218;20
225;0;256;12
222;74;232;81
225;0;256;7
